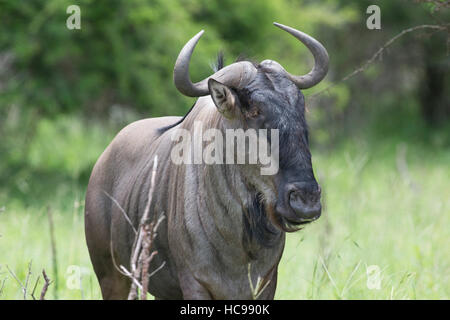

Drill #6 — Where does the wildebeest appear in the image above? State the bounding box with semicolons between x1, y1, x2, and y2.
85;22;328;299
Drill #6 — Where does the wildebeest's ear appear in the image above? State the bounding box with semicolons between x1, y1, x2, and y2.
208;78;239;119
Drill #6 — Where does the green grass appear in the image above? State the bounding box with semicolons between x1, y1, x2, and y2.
0;115;449;300
0;191;99;299
277;139;450;299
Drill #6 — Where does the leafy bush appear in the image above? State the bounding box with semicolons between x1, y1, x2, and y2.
0;0;357;117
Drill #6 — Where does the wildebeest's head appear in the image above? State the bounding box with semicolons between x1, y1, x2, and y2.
173;23;328;232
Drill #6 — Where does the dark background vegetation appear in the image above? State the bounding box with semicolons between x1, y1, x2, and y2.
1;0;448;201
0;0;448;299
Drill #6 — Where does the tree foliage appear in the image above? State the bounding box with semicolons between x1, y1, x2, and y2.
0;0;357;117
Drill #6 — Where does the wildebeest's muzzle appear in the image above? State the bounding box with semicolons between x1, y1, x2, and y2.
275;178;322;228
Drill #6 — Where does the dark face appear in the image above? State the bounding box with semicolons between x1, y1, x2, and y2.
235;64;322;230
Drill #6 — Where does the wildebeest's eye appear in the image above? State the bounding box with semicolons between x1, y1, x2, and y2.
245;107;260;119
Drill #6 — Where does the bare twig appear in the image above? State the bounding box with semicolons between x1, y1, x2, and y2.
6;262;32;300
47;206;58;299
112;156;166;300
119;265;144;292
126;156;160;299
140;215;166;300
103;190;137;235
140;248;158;300
40;270;52;300
23;261;32;299
131;157;160;270
247;263;271;300
140;222;156;300
309;24;449;101
148;261;167;278
31;275;41;300
6;266;24;295
107;157;160;281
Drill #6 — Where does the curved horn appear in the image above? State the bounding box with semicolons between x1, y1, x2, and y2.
173;30;257;97
273;22;329;89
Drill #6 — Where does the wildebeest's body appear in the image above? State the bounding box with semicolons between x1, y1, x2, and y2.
85;97;284;299
85;23;329;299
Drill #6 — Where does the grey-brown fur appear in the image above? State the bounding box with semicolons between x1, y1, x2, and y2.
85;23;328;299
85;98;283;299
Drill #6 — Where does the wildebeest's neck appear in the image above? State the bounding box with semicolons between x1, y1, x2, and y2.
176;96;283;259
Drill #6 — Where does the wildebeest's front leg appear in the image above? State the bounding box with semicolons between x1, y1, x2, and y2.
178;270;213;299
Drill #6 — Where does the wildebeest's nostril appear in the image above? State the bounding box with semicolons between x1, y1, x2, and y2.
287;182;322;221
291;183;321;204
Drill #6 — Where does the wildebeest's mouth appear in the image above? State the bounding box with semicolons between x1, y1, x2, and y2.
266;197;320;232
279;215;318;232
